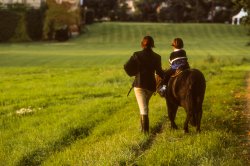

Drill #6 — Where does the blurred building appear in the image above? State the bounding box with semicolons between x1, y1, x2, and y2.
0;0;45;8
0;0;81;9
55;0;79;12
125;0;135;14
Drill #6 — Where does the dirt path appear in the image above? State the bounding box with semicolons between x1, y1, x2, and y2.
241;73;250;162
247;73;250;149
247;73;250;138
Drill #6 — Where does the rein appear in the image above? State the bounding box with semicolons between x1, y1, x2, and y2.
171;69;184;78
171;77;178;99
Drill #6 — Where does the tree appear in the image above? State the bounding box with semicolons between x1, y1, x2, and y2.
155;0;209;22
43;0;81;40
84;0;118;19
136;1;158;21
208;0;234;23
82;0;239;23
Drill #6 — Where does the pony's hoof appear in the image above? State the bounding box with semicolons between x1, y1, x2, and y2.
171;125;178;130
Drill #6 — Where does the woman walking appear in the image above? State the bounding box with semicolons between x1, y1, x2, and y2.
124;36;165;134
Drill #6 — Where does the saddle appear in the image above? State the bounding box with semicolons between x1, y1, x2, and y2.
156;68;190;97
171;69;185;77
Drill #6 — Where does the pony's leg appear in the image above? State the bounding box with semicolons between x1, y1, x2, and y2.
167;102;178;129
184;106;192;133
195;95;204;132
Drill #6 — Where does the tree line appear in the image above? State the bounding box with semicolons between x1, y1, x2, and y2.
0;0;249;42
83;0;248;23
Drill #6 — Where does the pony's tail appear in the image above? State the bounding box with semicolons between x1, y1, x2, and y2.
188;69;206;128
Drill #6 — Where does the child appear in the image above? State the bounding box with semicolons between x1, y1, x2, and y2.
159;38;190;95
169;38;189;70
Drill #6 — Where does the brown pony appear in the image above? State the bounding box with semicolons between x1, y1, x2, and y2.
164;69;206;133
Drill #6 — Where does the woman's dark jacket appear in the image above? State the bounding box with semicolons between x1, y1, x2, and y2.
126;48;164;92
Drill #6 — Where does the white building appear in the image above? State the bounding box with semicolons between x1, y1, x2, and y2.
126;0;135;14
0;0;81;9
0;0;44;8
232;8;248;25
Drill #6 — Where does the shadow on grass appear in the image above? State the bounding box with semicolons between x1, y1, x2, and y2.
83;92;114;99
17;126;90;166
127;115;168;165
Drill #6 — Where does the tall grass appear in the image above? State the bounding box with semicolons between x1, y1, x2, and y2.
0;22;249;165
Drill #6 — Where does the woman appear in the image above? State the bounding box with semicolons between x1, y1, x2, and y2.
124;36;164;134
169;37;189;71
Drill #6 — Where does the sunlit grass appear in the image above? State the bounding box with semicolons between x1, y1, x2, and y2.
0;22;249;165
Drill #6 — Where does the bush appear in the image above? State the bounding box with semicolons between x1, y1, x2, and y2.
213;10;231;23
0;3;37;42
85;9;95;24
43;0;81;40
54;26;69;41
0;10;20;42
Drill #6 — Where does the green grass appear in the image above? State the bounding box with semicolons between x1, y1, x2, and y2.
0;22;250;165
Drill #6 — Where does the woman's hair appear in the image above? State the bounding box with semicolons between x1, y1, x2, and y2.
141;36;155;48
171;38;184;49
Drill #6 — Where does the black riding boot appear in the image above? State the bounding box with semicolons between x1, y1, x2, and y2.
140;115;149;134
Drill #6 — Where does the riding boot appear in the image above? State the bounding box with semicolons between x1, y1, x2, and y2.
159;68;175;97
140;115;149;134
159;84;167;97
140;116;143;132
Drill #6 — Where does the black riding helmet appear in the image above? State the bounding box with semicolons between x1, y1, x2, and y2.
141;36;155;48
171;38;184;49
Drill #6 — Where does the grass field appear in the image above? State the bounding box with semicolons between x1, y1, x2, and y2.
0;22;250;165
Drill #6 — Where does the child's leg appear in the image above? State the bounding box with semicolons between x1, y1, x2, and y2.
157;68;175;97
163;68;175;84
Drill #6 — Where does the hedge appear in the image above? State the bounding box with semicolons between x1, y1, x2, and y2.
26;8;44;41
0;10;20;42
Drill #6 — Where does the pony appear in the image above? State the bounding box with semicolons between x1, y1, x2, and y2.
164;69;206;133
